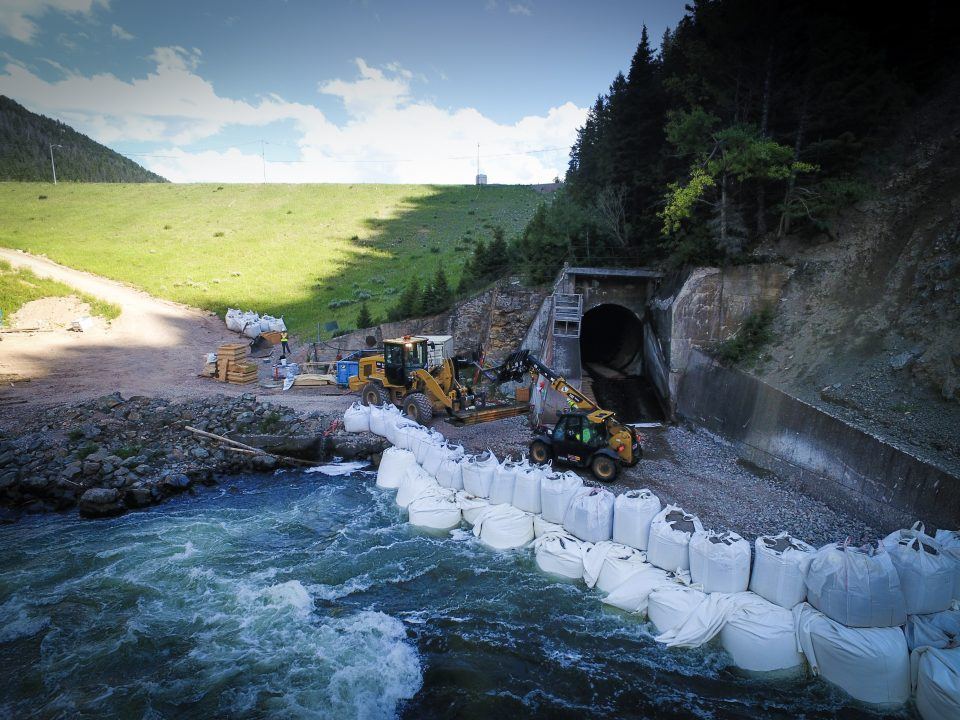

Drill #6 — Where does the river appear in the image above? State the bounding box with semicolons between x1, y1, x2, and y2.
0;469;907;719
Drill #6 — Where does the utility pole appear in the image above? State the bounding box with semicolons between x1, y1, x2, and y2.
49;144;62;184
261;140;266;184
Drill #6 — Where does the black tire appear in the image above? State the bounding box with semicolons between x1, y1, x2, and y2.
590;454;619;483
361;382;388;407
530;440;552;464
403;392;433;425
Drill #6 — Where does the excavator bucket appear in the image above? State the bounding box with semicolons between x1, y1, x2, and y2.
448;401;531;426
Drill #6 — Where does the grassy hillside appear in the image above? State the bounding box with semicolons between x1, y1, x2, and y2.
0;259;120;324
0;183;542;335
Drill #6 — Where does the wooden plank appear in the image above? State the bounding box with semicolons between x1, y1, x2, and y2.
218;358;230;382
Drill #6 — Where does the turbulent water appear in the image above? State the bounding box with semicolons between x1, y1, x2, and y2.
0;471;909;719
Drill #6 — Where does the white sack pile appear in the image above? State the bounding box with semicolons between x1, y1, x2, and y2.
376;447;417;490
911;646;960;720
563;487;615;544
612;489;661;551
343;402;371;433
647;505;704;572
472;504;534;549
689;530;751;594
462;451;498;498
540;470;583;524
749;533;815;608
582;541;647;593
408;488;462;530
534;531;592;579
882;524;954;616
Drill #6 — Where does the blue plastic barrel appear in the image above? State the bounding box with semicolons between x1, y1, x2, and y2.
336;360;359;387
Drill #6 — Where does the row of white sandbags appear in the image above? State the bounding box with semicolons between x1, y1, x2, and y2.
224;308;286;338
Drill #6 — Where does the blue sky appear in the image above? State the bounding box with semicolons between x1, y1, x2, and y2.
0;1;687;182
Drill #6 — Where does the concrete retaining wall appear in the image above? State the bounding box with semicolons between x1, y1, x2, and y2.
676;349;959;532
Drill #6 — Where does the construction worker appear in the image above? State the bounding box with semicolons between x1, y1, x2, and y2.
280;331;290;357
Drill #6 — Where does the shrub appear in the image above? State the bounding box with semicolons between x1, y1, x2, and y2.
77;442;99;460
713;306;775;366
328;298;355;309
68;429;83;442
213;231;225;237
115;444;142;459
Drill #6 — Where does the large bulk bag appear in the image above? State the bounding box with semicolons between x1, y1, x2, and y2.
655;591;742;649
540;470;584;524
395;424;425;452
225;308;245;332
461;451;498;498
376;447;417;490
603;564;671;615
414;429;445;466
563;487;615;544
689;530;751;594
424;442;464;478
472;504;534;550
534;531;591;579
582;541;648;593
882;524;954;615
534;515;564;538
368;405;390;437
905;609;960;651
408;488;462;530
749;533;815;609
455;491;490;526
396;465;439;509
805;541;906;627
934;530;960;600
719;593;806;674
794;603;910;707
436;457;464;491
385;417;418;446
512;465;544;514
911;646;960;720
647;583;707;635
343;402;372;433
489;458;520;505
646;505;704;572
613;489;661;551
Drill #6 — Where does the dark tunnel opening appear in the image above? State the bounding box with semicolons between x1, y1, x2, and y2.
580;304;665;423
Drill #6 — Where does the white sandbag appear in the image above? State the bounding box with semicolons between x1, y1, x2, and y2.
719;593;806;674
384;417;418;446
376;447;417;490
423;442;464;478
646;505;704;572
408;488;462;530
656;590;733;648
472;504;534;550
883;524;954;615
749;533;815;609
533;515;564;538
413;428;445;466
934;530;960;601
395;423;426;452
612;489;661;551
689;530;751;594
905;609;960;651
582;541;648;593
461;451;498;498
343;402;371;434
437;457;464;491
794;602;910;707
805;541;907;627
534;531;591;579
911;646;960;720
455;491;490;526
512;465;544;514
602;565;671;615
396;465;439;509
225;308;245;332
489;457;520;505
368;405;391;437
540;470;584;524
563;487;614;544
647;583;707;635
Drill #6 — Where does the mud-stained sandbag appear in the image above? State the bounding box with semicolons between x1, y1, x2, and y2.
534;531;592;579
613;489;661;551
437;457;464;491
647;582;707;635
883;524;954;616
805;541;906;628
603;565;671;615
934;530;960;601
512;465;544;514
413;428;445;466
582;541;648;593
423;442;464;478
376;447;417;490
472;504;534;550
646;505;704;572
489;457;521;505
563;487;615;544
749;533;815;609
534;515;564;538
343;402;371;433
461;451;498;498
794;602;910;707
455;491;490;526
911;646;960;720
689;530;751;594
408;488;462;530
719;593;806;674
905;609;960;651
540;470;584;524
396;465;440;509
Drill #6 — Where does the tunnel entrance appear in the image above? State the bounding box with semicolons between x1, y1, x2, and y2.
579;304;665;423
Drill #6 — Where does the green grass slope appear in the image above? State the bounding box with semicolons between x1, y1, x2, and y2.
0;259;120;324
0;183;542;335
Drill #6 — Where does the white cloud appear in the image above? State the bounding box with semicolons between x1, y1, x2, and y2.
0;0;108;43
319;58;413;117
110;23;134;41
508;2;533;16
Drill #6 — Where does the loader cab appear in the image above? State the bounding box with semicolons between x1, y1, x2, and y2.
551;413;607;463
383;337;428;386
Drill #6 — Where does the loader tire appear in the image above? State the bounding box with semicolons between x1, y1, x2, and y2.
403;392;434;425
361;382;388;407
590;454;619;483
530;440;552;464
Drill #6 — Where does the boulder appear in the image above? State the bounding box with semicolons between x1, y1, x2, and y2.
79;487;125;518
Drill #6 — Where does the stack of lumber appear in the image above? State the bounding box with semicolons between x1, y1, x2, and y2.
215;343;258;385
292;373;336;387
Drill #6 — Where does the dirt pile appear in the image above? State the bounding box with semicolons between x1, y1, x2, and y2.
9;296;95;330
